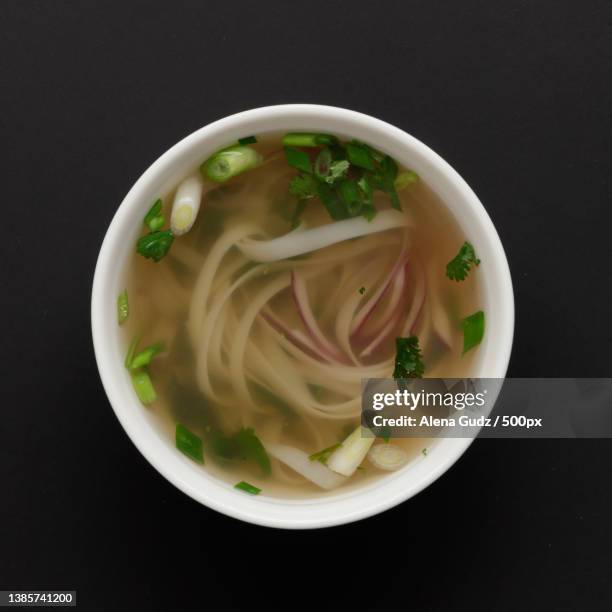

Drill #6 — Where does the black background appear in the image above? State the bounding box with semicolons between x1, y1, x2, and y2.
2;1;611;610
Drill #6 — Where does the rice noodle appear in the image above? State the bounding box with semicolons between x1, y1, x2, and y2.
236;209;408;262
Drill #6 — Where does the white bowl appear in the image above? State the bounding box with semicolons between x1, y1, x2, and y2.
91;104;514;528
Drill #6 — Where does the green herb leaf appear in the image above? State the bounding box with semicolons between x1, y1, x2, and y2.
289;174;318;199
346;141;375;170
131;370;157;405
393;336;425;379
316;182;349;220
314;148;349;184
176;423;204;463
462;310;485;354
238;135;257;145
129;341;165;370
144;199;165;232
284;146;312;173
234;481;261;495
338;179;362;216
446;241;481;281
117;290;129;325
137;229;174;262
358;286;366;295
309;443;342;464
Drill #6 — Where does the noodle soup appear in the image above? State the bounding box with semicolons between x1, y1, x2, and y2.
119;133;484;497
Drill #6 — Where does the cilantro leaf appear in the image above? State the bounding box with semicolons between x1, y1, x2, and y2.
393;336;425;379
446;241;481;281
289;174;318;199
315;149;349;184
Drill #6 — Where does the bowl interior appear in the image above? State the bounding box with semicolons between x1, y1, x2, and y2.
91;105;514;528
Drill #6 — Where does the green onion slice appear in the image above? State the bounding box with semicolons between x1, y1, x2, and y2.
462;310;485;354
201;145;262;182
131;370;157;405
234;481;261;495
176;423;204;463
117;290;129;325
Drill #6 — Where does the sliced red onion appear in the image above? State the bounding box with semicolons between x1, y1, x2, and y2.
360;309;402;358
260;310;336;364
350;250;407;337
358;264;406;341
401;260;426;335
291;270;348;363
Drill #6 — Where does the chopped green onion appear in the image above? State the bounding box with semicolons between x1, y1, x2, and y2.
129;341;165;370
117;290;129;325
232;428;271;475
170;176;204;236
124;335;140;369
176;423;204;463
238;135;257;145
234;481;261;495
137;229;174;262
284;146;312;173
309;443;342;464
201;145;262;183
358;286;366;295
346;141;375;170
282;133;337;147
316;182;349;220
395;170;419;190
144;199;165;232
462;310;485;354
314;148;332;180
327;426;375;477
367;443;409;472
338;179;362;215
131;370;157;405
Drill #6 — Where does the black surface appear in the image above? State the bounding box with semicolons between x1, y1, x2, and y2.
2;1;611;609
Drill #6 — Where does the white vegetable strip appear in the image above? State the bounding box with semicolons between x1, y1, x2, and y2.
292;270;348;363
327;426;376;477
170;175;205;236
368;443;409;471
363;265;406;338
236;209;407;262
265;443;347;490
399;260;427;335
350;250;407;336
